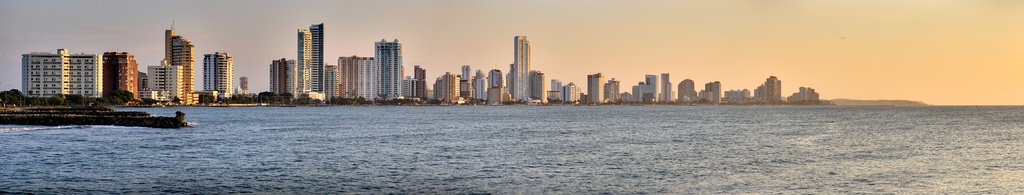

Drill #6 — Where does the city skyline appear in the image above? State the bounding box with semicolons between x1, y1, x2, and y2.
1;1;1023;105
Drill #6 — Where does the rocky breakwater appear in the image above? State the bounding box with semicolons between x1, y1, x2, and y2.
0;107;187;128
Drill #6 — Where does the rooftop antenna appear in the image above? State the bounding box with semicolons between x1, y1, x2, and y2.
172;19;175;30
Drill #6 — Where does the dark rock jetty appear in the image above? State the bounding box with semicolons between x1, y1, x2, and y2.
0;107;187;128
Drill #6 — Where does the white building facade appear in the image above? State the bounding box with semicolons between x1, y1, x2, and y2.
22;49;103;98
202;52;233;98
513;36;531;102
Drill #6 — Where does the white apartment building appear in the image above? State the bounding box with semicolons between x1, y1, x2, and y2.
203;52;233;98
660;73;673;102
513;36;531;101
22;49;103;98
148;60;182;101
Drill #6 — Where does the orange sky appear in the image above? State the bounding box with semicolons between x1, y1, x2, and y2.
1;0;1022;105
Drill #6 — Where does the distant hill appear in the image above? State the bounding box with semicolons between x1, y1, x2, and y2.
828;98;928;106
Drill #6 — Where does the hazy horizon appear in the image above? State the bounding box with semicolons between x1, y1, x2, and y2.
1;0;1022;105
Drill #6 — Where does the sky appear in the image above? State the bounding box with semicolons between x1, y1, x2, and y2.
1;0;1022;105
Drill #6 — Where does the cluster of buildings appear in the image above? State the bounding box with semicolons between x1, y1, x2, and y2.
269;24;409;101
21;27;245;104
565;74;820;105
19;22;822;106
274;32;549;105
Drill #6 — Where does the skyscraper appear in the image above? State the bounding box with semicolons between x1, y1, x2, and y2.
338;56;374;99
22;49;103;98
414;65;426;98
165;28;196;104
309;23;325;92
678;79;696;102
705;81;722;104
561;82;581;103
296;29;312;94
489;69;504;88
530;71;546;103
604;78;620;102
660;73;673;102
202;52;233;98
642;74;658;102
375;39;403;99
474;70;487;100
587;73;605;104
755;76;783;103
550;79;562;100
269;58;295;95
324;64;338;99
101;52;138;98
433;72;460;103
513;36;531;102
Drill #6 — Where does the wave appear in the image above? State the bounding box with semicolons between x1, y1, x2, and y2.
0;125;87;133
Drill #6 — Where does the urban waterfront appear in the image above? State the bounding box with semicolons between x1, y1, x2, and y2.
2;106;1024;193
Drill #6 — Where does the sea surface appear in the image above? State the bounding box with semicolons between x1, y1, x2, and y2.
2;106;1024;194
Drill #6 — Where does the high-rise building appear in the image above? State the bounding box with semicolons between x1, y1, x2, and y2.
22;49;103;98
296;29;312;94
375;39;403;99
461;65;472;83
269;58;295;95
414;65;427;98
604;78;620;102
138;71;148;91
631;82;643;102
237;77;248;95
203;52;233;98
309;23;324;92
587;73;605;104
164;28;196;104
148;60;181;101
433;72;460;103
660;73;673;102
678;79;696;102
473;70;487;100
338;56;375;99
512;36;531;101
561;82;581;103
101;52;138;98
461;65;473;99
755;76;783;103
705;81;722;104
324;64;338;99
401;76;416;98
530;71;546;103
634;74;658;102
548;79;565;100
489;69;505;88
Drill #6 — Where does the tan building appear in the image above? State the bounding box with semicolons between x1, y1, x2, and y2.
165;28;196;104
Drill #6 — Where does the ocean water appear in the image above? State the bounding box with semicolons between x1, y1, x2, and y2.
2;106;1024;194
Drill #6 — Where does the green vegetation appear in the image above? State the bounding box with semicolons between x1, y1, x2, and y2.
1;89;140;107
